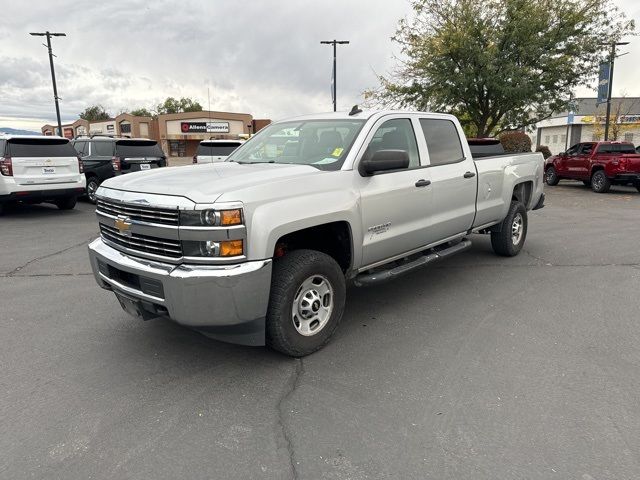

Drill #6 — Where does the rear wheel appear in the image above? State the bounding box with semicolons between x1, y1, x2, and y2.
54;196;77;210
86;176;100;203
591;170;611;193
266;249;346;357
491;201;527;257
545;167;559;186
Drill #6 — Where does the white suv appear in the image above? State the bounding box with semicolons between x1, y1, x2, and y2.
192;139;244;164
0;135;86;215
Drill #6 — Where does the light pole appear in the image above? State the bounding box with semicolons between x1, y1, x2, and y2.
602;41;630;141
30;31;66;136
320;40;349;112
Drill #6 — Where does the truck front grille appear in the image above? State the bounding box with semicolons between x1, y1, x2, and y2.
100;224;182;258
96;198;179;226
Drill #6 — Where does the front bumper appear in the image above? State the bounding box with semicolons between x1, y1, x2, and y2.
88;238;272;345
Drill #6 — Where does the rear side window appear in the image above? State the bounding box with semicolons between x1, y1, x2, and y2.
419;119;464;166
7;138;77;157
92;141;114;156
197;142;242;156
115;140;163;157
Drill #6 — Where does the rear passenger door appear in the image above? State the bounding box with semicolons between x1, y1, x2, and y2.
417;117;476;240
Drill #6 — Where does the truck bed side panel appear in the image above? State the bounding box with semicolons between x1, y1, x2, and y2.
473;152;544;227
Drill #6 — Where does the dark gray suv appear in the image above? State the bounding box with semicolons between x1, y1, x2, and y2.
71;136;166;203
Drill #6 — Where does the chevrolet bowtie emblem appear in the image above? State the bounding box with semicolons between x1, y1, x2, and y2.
115;215;132;236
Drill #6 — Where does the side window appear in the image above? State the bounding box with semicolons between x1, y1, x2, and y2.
581;144;594;155
565;144;580;155
366;118;420;168
0;139;6;156
93;141;113;156
419;118;464;166
74;141;86;156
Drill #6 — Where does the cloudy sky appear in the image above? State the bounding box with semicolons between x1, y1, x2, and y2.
1;0;639;131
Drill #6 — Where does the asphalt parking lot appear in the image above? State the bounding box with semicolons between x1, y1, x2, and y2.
1;182;640;480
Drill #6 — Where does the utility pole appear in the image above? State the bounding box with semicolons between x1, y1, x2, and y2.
603;41;629;141
30;31;66;136
320;40;349;112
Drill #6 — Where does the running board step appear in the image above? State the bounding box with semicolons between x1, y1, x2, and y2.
353;239;472;287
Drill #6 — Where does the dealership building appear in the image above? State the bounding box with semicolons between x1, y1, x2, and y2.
42;110;270;158
530;97;640;155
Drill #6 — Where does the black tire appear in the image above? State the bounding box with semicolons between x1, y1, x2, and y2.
266;249;346;357
0;203;4;216
591;170;611;193
582;180;591;187
54;196;77;210
86;176;100;204
491;201;527;257
545;167;559;186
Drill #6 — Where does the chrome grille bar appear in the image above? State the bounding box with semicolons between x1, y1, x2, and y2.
96;198;179;226
100;224;182;258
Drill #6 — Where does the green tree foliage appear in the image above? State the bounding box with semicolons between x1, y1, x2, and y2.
365;0;634;136
79;105;111;122
155;97;203;115
129;108;153;117
499;131;532;152
536;145;552;159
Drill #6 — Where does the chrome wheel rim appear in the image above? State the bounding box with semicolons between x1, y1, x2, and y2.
512;213;524;245
87;181;98;202
291;275;333;336
593;174;603;190
546;169;555;182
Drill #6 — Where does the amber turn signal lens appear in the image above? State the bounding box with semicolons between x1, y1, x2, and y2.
219;240;243;256
220;209;242;225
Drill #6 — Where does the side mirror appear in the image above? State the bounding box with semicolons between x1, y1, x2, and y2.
360;149;410;176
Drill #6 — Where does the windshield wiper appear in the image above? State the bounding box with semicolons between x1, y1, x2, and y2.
236;160;276;164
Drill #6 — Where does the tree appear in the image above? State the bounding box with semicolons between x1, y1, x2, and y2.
364;0;634;137
79;105;111;122
155;97;203;115
129;108;153;117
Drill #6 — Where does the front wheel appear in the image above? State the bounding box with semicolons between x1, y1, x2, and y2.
54;196;77;210
491;201;527;257
86;176;100;203
266;249;346;357
545;167;559;185
591;170;611;193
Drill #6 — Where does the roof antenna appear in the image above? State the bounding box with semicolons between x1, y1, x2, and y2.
349;104;362;116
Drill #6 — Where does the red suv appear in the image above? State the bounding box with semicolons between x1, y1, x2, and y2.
545;141;640;193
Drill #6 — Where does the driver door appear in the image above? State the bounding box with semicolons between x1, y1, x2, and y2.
356;116;434;268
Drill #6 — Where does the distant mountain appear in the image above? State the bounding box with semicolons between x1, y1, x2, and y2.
0;127;41;136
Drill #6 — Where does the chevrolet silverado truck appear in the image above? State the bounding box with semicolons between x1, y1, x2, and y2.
88;110;545;356
545;141;640;193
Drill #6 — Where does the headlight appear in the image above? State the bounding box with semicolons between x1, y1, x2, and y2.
180;209;243;226
182;239;244;257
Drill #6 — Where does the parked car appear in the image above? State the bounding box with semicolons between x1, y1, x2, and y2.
192;139;244;164
545;141;640;193
71;136;166;203
88;109;544;356
0;135;85;215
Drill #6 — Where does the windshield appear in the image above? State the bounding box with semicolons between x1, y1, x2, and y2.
227;119;366;170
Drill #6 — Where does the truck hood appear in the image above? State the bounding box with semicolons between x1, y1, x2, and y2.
100;162;323;204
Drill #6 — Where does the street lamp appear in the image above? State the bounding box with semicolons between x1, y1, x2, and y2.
320;40;349;112
30;31;66;136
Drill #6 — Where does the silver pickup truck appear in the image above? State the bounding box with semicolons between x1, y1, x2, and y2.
88;110;544;356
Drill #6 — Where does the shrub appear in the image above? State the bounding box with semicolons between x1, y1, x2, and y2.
499;131;532;153
536;145;552;159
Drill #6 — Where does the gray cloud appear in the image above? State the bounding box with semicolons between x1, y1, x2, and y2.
1;0;638;130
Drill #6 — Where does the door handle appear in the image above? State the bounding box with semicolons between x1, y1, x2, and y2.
463;171;476;178
415;179;431;187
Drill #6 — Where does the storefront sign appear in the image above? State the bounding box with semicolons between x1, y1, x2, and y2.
181;121;230;133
